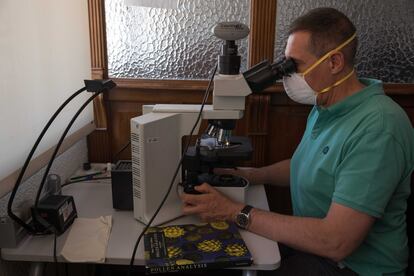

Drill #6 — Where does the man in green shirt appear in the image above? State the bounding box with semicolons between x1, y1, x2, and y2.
180;7;414;275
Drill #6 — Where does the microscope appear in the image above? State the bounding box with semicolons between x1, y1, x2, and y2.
130;22;296;225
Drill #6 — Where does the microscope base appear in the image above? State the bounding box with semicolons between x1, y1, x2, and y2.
214;183;249;203
185;173;250;203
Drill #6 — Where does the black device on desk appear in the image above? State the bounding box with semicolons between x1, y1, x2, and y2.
182;119;253;194
111;160;133;210
31;195;77;235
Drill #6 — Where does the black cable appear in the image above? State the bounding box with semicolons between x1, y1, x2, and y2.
33;90;108;275
7;87;87;234
32;92;102;229
127;64;218;275
112;141;131;162
54;230;59;276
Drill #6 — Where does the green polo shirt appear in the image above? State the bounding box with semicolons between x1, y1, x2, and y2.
290;78;414;275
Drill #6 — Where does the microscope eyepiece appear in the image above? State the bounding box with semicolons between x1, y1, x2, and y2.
273;57;297;78
243;57;297;93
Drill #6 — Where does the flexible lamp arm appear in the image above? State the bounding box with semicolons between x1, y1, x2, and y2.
7;79;116;234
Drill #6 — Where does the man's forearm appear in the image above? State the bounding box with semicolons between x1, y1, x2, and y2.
254;159;291;187
245;208;346;262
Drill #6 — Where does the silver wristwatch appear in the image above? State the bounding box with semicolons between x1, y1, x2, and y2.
235;205;253;229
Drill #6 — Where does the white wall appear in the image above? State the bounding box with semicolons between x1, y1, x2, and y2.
0;0;93;181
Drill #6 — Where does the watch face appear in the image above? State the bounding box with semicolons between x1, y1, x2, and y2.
236;213;249;228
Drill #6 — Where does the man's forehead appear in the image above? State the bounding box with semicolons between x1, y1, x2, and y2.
284;31;313;62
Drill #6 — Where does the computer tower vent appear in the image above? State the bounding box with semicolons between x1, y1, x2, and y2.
131;132;142;199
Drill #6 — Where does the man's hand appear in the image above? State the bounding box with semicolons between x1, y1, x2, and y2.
180;183;244;222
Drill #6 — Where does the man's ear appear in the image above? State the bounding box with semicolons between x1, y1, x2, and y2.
329;51;346;74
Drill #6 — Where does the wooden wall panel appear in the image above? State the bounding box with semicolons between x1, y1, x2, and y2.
88;0;108;128
88;0;107;80
249;0;277;67
246;0;278;168
264;94;311;214
87;129;111;163
107;103;139;161
87;0;110;162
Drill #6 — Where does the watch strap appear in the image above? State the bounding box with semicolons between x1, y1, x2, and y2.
240;205;253;216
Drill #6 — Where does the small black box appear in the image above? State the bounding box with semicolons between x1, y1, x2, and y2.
111;160;133;210
32;195;77;235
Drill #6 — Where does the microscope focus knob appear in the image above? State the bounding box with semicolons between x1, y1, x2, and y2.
184;184;201;195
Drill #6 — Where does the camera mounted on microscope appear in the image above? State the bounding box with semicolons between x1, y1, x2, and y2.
213;22;250;75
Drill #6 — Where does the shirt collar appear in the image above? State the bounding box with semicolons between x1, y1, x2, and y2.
316;78;384;117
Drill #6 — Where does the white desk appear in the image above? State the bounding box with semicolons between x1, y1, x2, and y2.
2;181;280;275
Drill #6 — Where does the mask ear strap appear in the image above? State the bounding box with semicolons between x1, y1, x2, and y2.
302;33;357;76
318;69;355;94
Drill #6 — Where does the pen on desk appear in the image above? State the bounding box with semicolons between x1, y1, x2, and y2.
69;171;103;181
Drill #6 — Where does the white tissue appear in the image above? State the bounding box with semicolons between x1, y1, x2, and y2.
61;216;112;263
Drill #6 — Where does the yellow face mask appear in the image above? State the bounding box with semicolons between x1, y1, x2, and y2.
300;33;357;94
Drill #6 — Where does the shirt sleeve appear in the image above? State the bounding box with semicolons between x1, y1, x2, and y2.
332;131;405;218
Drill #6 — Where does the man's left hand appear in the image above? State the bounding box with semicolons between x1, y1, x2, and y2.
180;183;244;222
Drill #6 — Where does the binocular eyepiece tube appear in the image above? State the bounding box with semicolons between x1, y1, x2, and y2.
243;58;297;93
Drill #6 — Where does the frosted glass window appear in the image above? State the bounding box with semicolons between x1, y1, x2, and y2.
274;1;414;83
105;0;250;80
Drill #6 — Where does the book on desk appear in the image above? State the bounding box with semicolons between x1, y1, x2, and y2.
144;221;253;274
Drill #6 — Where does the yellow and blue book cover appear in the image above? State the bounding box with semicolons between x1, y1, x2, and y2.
144;221;253;274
